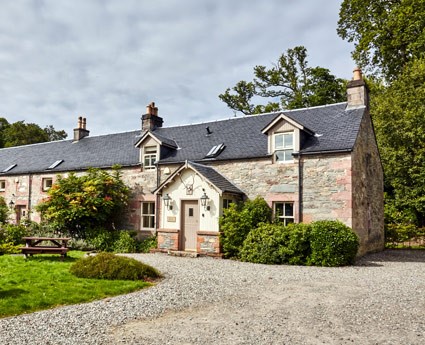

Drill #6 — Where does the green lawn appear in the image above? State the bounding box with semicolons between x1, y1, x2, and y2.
0;251;151;318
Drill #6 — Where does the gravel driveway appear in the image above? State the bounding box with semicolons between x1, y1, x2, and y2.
0;250;424;345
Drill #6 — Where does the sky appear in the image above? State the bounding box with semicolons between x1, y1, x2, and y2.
0;0;354;138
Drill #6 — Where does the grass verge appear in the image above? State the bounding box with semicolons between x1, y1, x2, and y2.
0;251;152;318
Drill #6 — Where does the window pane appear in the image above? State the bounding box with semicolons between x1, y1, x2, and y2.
275;151;285;162
284;203;294;217
275;203;284;217
285;218;294;226
284;133;293;148
274;134;283;149
284;150;293;161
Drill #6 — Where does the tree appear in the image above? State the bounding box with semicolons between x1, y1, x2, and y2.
43;125;67;142
36;167;130;238
337;0;425;80
219;46;347;115
1;121;67;147
371;58;425;226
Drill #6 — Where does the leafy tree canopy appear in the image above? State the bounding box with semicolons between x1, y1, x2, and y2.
337;0;425;80
371;58;425;226
36;167;130;238
0;118;67;148
219;46;347;115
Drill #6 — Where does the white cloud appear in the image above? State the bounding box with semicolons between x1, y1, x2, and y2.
0;0;353;137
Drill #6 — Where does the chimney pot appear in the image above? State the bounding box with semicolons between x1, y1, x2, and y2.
353;67;362;81
74;116;90;141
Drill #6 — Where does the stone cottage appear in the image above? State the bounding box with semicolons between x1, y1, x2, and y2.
0;68;384;256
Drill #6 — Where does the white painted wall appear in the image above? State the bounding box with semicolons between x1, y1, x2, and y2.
160;169;220;232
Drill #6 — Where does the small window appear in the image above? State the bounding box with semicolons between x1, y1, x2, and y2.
274;132;294;163
223;199;233;209
141;202;155;229
42;178;53;191
188;208;194;217
143;146;157;170
0;180;5;191
274;202;294;226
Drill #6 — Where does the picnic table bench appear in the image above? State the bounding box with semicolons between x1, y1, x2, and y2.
20;237;71;260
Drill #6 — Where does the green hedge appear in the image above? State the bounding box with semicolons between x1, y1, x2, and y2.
239;220;358;267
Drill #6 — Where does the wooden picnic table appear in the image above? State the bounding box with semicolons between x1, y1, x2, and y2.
20;236;71;260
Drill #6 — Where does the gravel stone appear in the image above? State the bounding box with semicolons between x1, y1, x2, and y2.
0;250;424;344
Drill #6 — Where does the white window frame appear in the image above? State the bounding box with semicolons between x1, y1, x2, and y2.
42;178;53;192
141;201;155;230
273;202;295;226
0;180;5;191
273;132;294;163
143;146;158;170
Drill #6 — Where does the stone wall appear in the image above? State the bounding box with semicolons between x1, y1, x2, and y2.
197;231;220;254
301;154;353;225
351;113;385;255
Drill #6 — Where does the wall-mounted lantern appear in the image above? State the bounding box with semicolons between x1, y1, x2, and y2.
8;200;15;210
200;189;210;211
162;193;172;210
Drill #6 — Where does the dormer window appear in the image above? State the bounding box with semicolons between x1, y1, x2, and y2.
143;146;157;170
274;132;294;163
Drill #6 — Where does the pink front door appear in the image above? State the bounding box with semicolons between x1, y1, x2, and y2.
180;200;199;251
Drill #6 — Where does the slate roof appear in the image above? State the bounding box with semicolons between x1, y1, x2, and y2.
188;161;244;195
0;102;365;175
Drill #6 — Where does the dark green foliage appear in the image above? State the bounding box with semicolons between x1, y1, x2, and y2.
137;235;158;253
385;223;425;248
219;46;346;115
240;223;311;265
308;221;359;267
70;253;161;281
220;197;272;258
88;228;137;253
113;231;137;253
371;59;425;227
0;196;9;223
0;119;67;148
338;0;425;80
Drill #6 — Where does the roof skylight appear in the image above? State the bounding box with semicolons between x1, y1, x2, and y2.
47;160;64;170
3;164;17;172
205;143;225;158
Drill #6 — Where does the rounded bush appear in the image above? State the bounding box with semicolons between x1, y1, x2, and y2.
240;223;311;265
308;220;359;266
70;253;161;281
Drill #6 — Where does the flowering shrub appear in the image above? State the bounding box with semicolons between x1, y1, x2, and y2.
36;167;130;238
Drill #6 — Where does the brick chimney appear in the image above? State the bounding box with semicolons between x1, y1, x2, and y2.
346;67;369;109
141;102;163;131
73;116;90;141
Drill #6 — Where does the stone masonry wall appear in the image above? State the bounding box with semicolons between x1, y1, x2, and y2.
301;154;353;225
351;113;385;255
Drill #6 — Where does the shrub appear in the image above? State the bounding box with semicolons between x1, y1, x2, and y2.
308;220;359;267
36;167;130;238
70;253;161;281
240;223;311;265
137;235;157;253
0;242;21;255
220;197;272;258
113;231;137;253
0;196;9;223
0;224;29;245
88;228;119;252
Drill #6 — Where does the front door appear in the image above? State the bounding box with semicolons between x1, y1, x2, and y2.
181;200;199;251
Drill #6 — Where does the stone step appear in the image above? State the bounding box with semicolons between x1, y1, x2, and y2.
167;250;199;258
